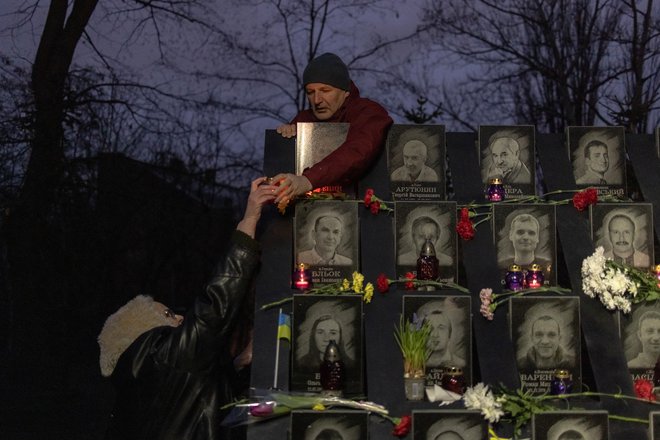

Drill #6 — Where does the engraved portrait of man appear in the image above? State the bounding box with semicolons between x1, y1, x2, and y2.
291;411;368;440
295;201;358;269
397;215;453;266
415;299;468;369
390;139;439;183
495;206;555;277
479;126;534;191
297;214;353;266
591;204;654;270
622;304;660;370
569;126;625;187
513;299;579;373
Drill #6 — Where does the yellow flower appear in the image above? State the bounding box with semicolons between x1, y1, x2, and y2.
352;272;364;293
312;403;326;411
363;283;374;303
341;279;350;291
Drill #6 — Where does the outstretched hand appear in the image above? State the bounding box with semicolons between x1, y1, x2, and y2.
272;173;313;205
236;177;277;238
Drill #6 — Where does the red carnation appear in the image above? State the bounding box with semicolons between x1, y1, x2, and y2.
404;272;416;290
370;200;381;214
364;188;375;206
377;273;390;293
392;415;412;437
634;379;656;401
572;188;598;212
456;208;476;241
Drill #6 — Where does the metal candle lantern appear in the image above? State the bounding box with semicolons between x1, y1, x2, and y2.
417;238;439;282
525;264;544;289
550;369;573;395
505;264;524;291
292;263;313;291
486;178;506;202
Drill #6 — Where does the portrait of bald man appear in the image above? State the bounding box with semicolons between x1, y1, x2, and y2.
387;124;444;185
590;204;654;270
479;126;535;188
568;126;625;187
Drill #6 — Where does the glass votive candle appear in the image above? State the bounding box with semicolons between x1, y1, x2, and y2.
550;369;573;395
441;366;466;395
505;264;524;291
486;178;506;202
525;264;545;289
653;264;660;288
292;263;312;291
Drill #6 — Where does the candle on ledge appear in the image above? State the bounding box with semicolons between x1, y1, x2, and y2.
550;369;573;395
292;263;313;291
505;264;524;291
486;178;506;202
525;263;545;289
653;264;660;288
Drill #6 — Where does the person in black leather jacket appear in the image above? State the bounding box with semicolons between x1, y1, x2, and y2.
97;177;276;440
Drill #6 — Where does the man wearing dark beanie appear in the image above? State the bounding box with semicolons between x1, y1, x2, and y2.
273;52;392;203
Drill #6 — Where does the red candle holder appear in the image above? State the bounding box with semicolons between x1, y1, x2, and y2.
525;263;544;289
292;263;313;291
486;178;505;202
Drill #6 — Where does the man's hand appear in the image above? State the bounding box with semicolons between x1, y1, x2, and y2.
237;177;277;238
272;173;313;204
276;123;296;138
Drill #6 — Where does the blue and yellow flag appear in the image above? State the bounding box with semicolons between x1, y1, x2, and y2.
277;311;291;342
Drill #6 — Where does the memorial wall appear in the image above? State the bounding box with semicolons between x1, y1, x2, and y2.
244;125;660;439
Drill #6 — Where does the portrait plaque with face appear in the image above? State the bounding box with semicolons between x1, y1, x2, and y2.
650;411;660;440
294;200;359;286
412;410;487;440
478;125;536;198
619;302;660;379
291;295;364;395
387;124;446;201
492;203;557;285
290;409;369;440
395;201;457;282
566;126;626;197
296;122;353;197
510;296;581;394
590;203;654;270
532;411;608;440
403;295;472;387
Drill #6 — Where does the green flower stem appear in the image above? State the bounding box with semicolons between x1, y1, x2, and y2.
260;296;293;311
608;415;649;424
390;278;470;294
473;216;491;228
538;391;660;406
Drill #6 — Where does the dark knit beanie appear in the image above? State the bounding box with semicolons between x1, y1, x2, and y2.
302;53;350;91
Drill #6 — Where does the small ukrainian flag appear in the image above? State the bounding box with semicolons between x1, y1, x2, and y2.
277;311;291;342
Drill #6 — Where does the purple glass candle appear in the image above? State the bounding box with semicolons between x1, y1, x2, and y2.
550;369;573;395
505;264;524;291
486;178;506;202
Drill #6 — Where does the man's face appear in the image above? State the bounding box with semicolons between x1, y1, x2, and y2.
609;216;634;257
314;318;340;353
638;317;660;357
412;222;439;253
509;219;539;252
531;319;560;359
305;83;349;120
402;141;427;178
557;430;585;440
585;145;609;174
426;313;451;353
313;216;343;255
433;432;463;440
491;139;518;175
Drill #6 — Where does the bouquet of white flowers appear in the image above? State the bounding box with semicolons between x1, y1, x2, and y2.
581;247;660;313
